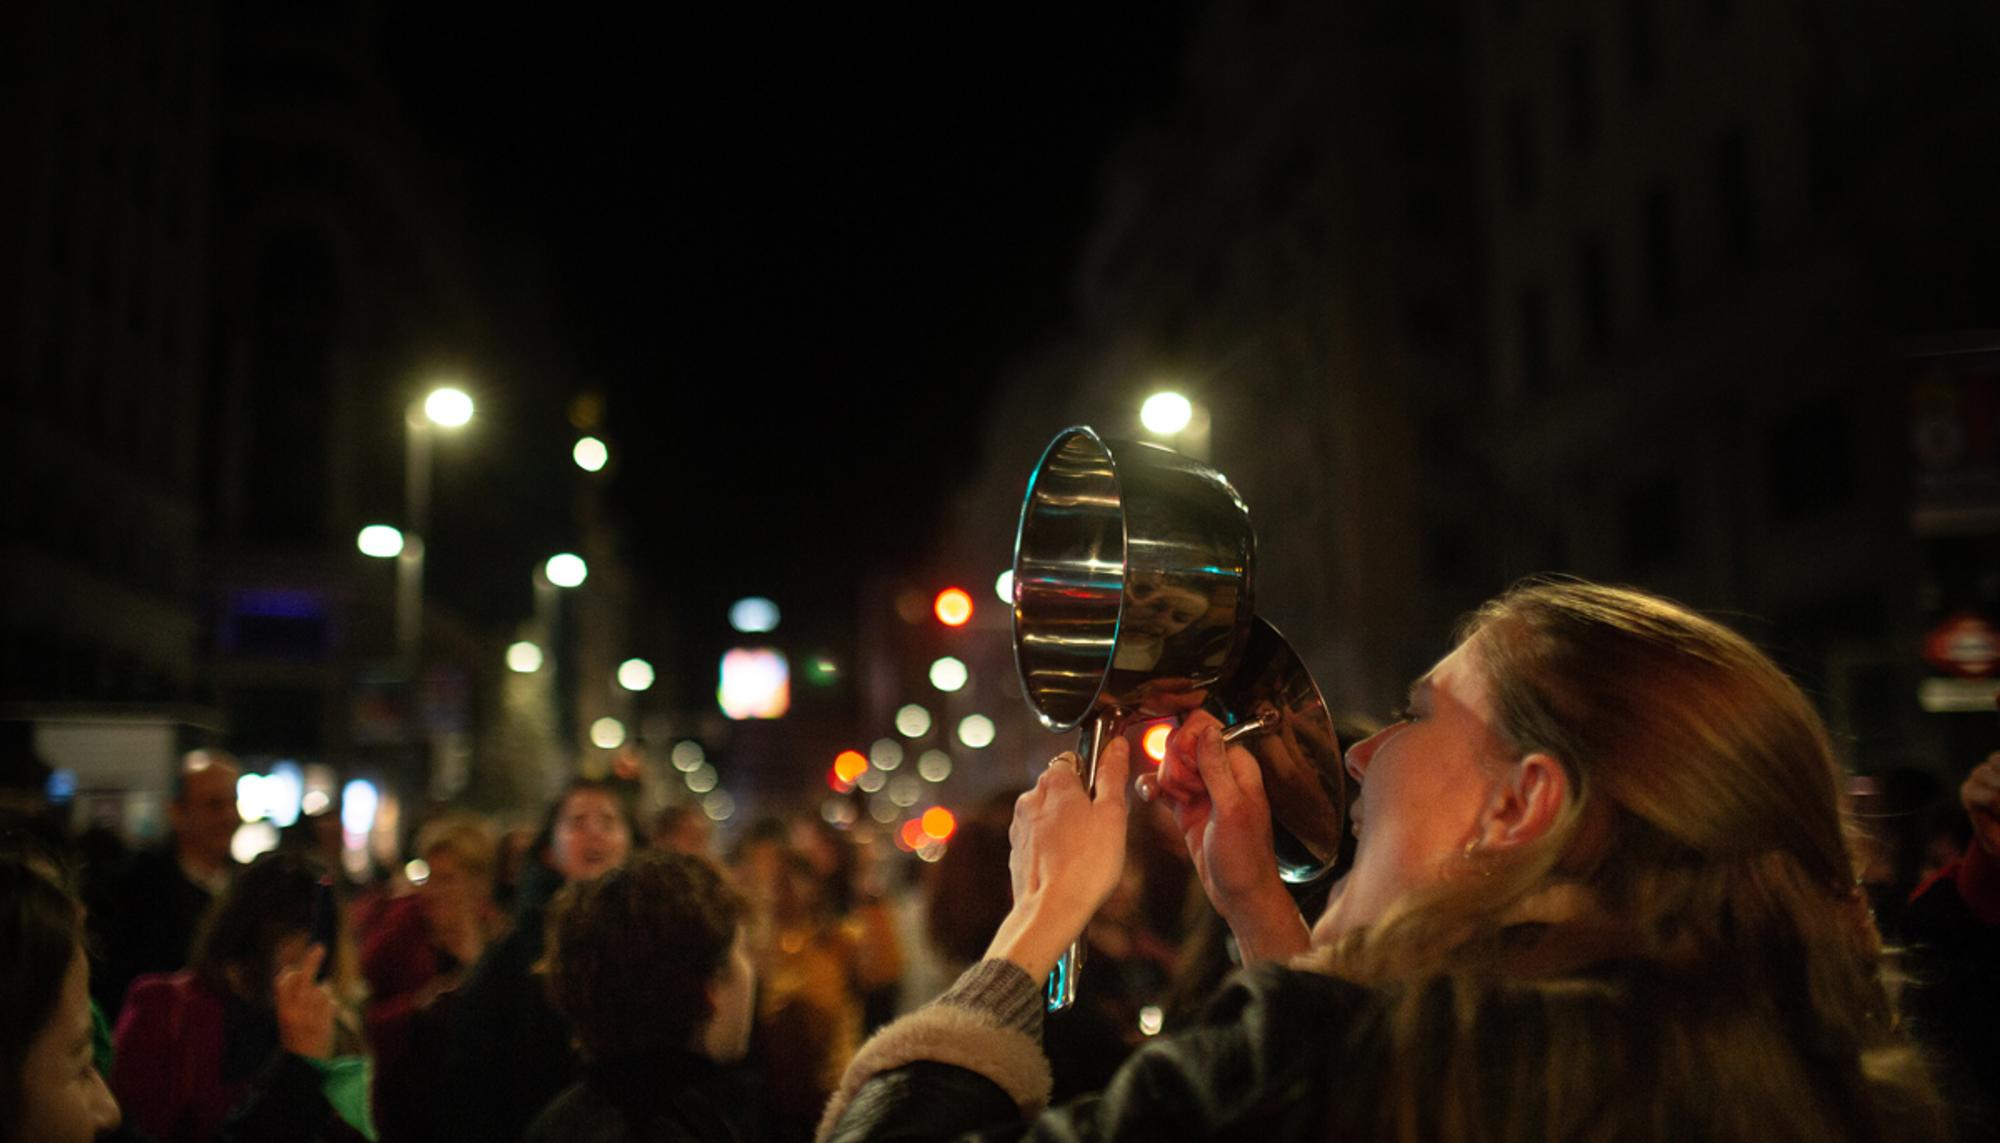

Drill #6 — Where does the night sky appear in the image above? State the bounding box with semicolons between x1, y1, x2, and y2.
380;7;1190;658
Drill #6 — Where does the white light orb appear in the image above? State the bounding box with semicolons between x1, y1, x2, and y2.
235;773;267;823
507;641;544;673
994;569;1015;604
590;717;627;749
857;767;886;793
424;386;475;428
917;750;953;782
870;738;905;771
888;774;922;808
729;596;781;634
685;763;718;794
404;859;432;886
670;741;706;772
1140;391;1193;435
617;658;655;691
895;704;932;738
573;436;609;472
230;821;281;865
929;656;969;693
916;840;946;863
545;553;589;588
869;795;900;824
957;714;996;749
341;779;380;837
356;524;405;559
702;790;736;821
1139;1005;1164;1036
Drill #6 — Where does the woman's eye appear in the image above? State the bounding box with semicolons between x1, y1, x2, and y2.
1387;706;1414;724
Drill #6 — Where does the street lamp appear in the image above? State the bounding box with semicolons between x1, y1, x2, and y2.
398;384;475;670
1139;388;1210;460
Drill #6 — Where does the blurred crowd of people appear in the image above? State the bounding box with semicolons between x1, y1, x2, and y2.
2;729;1996;1142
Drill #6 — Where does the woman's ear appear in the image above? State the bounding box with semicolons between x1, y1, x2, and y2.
1478;752;1570;852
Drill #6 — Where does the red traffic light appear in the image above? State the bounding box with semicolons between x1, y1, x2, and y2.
934;588;973;627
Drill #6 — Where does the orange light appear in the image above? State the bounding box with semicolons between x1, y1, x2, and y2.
921;807;957;840
934;588;973;627
825;765;854;793
898;819;928;850
833;750;869;784
1142;723;1172;764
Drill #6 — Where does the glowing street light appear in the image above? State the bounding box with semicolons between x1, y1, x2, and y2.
617;658;655;691
930;656;968;693
422;386;475;428
573;436;609;473
994;569;1014;604
545;553;588;588
356;524;405;559
1140;391;1193;435
895;704;933;737
729;597;780;634
957;714;995;749
506;641;544;673
934;588;973;627
589;717;626;749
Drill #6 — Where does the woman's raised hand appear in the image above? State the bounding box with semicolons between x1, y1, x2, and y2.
982;738;1133;982
1145;712;1308;965
275;944;337;1060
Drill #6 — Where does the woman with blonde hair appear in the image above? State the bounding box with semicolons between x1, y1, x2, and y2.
819;580;1949;1141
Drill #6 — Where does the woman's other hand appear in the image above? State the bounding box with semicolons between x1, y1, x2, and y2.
275;945;337;1060
1145;712;1308;964
983;738;1133;981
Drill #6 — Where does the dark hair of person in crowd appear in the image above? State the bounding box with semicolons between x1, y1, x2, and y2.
923;795;1015;968
187;850;327;1006
2;855;120;1141
541;852;744;1061
1;859;84;1132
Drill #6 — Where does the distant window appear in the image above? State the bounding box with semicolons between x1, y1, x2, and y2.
1642;180;1677;315
1714;127;1754;262
1505;92;1538;210
1517;286;1551;397
1623;0;1659;99
1576;231;1612;355
1562;37;1599;155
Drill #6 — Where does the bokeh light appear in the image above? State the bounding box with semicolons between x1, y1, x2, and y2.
507;641;543;673
917;750;953;782
617;658;655;691
870;738;905;770
895;704;933;737
423;386;474;428
685;763;719;794
888;774;922;807
930;656;968;693
573;436;609;472
857;768;886;793
545;553;589;588
1142;723;1173;764
833;750;869;784
957;714;995;749
729;596;781;633
921;807;957;840
994;569;1014;604
702;790;736;821
671;741;706;772
934;587;973;627
1140;391;1193;435
590;717;627;749
356;524;404;559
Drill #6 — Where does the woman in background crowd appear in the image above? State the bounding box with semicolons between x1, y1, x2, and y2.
111;852;371;1143
3;856;122;1143
443;779;632;1143
361;813;503;1143
527;852;766;1142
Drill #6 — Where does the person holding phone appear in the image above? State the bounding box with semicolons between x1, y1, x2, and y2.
110;852;372;1143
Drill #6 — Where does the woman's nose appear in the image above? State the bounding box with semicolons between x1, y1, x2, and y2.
1344;727;1389;782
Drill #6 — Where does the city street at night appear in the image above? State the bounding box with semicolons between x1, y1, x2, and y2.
4;4;1999;1141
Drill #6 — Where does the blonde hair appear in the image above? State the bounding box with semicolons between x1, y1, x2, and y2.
1306;580;1946;1142
414;812;498;882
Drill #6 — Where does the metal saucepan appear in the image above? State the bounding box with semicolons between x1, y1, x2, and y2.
1011;426;1349;1010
